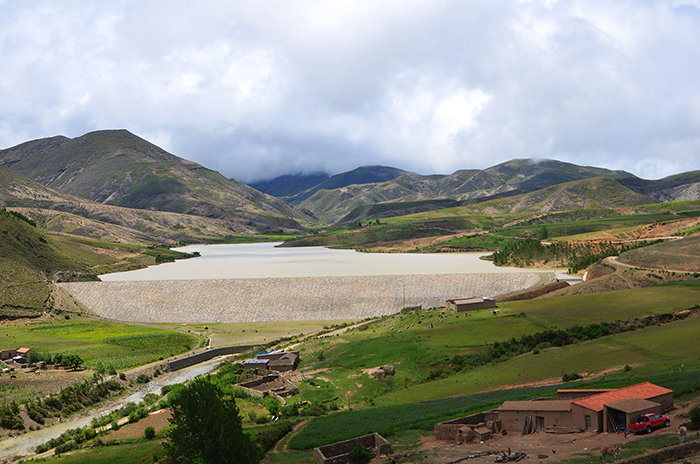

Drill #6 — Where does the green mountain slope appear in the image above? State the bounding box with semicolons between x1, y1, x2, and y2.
478;177;654;213
297;159;640;224
0;130;310;232
0;166;285;245
0;207;85;315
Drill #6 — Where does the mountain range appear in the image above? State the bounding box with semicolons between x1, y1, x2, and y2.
2;129;700;242
252;159;700;224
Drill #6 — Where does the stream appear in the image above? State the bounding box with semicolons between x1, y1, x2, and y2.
0;356;227;460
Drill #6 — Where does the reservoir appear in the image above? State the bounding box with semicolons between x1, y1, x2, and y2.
99;242;556;281
60;243;572;324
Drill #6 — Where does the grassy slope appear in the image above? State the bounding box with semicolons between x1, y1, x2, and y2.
286;286;700;410
286;284;700;449
0;318;199;370
619;233;700;271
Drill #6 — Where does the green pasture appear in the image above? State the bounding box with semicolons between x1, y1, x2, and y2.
379;314;700;404
38;440;165;464
152;319;357;348
498;286;700;326
0;319;198;370
293;285;700;408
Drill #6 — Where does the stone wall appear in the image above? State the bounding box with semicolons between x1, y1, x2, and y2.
314;433;392;464
59;273;548;323
165;345;260;372
435;411;500;440
619;440;700;464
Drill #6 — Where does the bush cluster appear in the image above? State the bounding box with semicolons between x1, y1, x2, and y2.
492;239;660;273
41;374;123;416
0;403;23;430
252;420;294;455
427;315;675;380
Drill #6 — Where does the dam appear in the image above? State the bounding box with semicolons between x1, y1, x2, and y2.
58;273;551;323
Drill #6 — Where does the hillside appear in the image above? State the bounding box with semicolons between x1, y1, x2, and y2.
0;166;288;245
0;207;85;316
247;171;330;202
473;176;654;214
0;130;310;232
618;233;700;272
293;159;641;224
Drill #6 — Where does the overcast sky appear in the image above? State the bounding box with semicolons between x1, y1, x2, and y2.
1;1;699;182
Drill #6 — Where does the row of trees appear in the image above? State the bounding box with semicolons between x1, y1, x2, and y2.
27;351;83;369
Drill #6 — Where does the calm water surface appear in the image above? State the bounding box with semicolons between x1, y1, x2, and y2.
100;242;560;281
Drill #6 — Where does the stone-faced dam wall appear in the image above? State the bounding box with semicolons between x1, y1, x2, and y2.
58;273;551;324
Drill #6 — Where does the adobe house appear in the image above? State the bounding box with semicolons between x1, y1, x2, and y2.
569;382;673;432
439;382;673;441
498;382;673;434
0;347;30;361
256;350;300;372
0;349;17;361
446;297;496;312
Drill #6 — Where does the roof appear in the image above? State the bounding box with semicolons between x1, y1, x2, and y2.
448;298;485;305
557;389;611;395
572;382;673;412
244;359;269;365
498;400;572;412
17;347;30;354
605;398;660;414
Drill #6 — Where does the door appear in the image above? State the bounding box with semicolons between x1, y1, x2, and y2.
536;416;545;431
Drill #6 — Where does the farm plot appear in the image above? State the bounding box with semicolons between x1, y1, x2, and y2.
1;319;198;370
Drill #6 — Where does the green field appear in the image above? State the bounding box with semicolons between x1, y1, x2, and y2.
38;440;165;464
276;284;700;444
0;319;199;370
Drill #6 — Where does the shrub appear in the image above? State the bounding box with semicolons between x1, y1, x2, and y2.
55;440;78;454
690;406;700;430
562;372;582;382
144;426;156;440
349;443;371;464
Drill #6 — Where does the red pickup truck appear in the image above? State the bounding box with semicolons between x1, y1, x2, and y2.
627;413;670;434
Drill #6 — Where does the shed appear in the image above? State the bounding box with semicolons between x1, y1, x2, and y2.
446;297;496;312
0;349;17;361
604;398;660;432
571;382;673;432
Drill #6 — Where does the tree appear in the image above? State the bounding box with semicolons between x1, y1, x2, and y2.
263;397;281;417
164;377;258;464
144;426;156;440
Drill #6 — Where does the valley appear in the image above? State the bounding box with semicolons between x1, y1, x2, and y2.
1;130;700;463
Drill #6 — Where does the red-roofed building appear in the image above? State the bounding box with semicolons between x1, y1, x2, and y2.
495;382;673;434
570;382;673;433
16;347;31;358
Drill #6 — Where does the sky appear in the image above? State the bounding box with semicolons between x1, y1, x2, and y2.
1;1;700;183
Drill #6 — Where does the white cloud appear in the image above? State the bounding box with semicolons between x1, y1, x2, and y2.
1;1;700;181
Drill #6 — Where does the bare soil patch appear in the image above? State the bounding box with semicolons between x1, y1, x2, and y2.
0;368;92;396
108;409;172;440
